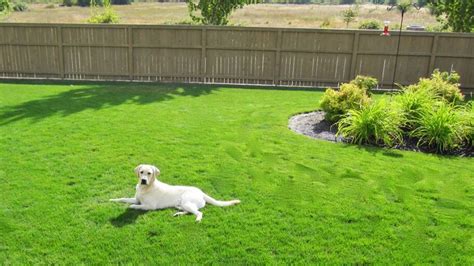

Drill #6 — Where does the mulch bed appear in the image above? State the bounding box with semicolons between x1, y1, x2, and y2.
288;110;473;157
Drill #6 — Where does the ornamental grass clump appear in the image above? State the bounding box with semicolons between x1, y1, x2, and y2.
336;100;405;147
319;71;471;155
411;102;469;152
393;85;437;130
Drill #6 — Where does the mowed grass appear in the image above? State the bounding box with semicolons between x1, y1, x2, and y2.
0;81;473;264
1;3;439;29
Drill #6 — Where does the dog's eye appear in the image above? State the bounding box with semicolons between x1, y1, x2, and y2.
140;171;143;174
147;172;151;175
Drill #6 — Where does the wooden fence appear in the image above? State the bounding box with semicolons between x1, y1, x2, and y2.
1;23;473;90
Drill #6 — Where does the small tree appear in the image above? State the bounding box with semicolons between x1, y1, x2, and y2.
88;0;119;23
187;0;257;25
427;0;474;33
342;7;358;28
0;0;11;14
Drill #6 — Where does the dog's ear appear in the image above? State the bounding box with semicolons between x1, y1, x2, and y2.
134;164;143;177
152;165;160;177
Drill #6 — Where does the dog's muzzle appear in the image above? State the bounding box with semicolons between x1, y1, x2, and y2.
141;179;147;185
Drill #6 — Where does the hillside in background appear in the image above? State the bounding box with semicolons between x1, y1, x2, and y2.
1;3;438;30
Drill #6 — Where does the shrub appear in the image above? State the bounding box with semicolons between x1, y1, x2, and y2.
320;18;331;28
434;69;460;85
358;19;382;30
415;69;464;104
88;0;118;24
426;24;448;32
63;0;74;7
320;83;371;122
0;0;11;13
461;101;474;146
78;0;102;7
350;75;378;94
393;85;438;129
411;102;467;152
111;0;131;4
88;8;118;23
12;1;27;11
337;100;405;147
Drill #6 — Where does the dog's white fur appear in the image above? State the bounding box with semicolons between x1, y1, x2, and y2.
110;164;240;222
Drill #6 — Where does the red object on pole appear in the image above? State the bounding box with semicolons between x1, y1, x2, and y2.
381;21;390;36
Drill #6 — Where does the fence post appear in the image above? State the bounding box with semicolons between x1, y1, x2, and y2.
57;25;64;79
273;29;282;86
428;34;439;76
349;31;360;81
128;26;133;81
201;27;207;83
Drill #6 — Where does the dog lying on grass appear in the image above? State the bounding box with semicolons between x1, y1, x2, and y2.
110;164;240;222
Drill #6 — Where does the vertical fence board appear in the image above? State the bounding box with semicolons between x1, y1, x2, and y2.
349;32;360;81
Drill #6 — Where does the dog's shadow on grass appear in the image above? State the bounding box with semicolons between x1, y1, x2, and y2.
110;208;148;227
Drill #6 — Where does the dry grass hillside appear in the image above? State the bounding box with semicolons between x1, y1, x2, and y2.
1;3;439;29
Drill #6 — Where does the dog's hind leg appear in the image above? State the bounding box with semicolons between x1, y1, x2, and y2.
181;202;203;222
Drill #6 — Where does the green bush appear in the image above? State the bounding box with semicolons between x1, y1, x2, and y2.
350;75;378;94
434;69;460;84
0;0;11;13
337;100;405;147
411;102;468;152
88;8;118;23
461;101;474;146
77;0;102;7
111;0;131;4
320;83;371;122
63;0;74;7
414;69;464;104
12;1;27;11
358;19;382;30
320;18;331;28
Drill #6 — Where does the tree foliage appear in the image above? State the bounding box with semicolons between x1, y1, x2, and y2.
341;7;358;28
187;0;258;25
0;0;11;14
427;0;474;32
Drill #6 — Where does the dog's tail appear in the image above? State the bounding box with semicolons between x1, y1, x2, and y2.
203;194;240;207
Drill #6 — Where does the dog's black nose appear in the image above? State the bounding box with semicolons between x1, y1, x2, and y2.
141;179;147;185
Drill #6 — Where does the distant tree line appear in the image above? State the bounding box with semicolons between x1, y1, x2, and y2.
132;0;425;4
253;0;428;5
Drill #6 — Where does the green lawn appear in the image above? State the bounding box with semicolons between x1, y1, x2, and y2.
0;81;473;264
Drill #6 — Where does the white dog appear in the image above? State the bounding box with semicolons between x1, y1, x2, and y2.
110;164;240;222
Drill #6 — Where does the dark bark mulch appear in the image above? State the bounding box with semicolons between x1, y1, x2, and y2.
288;110;473;157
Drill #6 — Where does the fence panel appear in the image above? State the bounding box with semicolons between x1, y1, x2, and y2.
0;25;59;78
0;23;473;91
434;36;474;88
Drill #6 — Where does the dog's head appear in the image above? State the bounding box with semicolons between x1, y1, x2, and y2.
134;164;160;186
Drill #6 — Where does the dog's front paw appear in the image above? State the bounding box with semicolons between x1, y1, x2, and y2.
109;199;119;202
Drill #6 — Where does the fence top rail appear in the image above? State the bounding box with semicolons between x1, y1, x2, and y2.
1;22;473;38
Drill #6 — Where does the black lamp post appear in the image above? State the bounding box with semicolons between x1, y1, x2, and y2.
387;2;421;89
